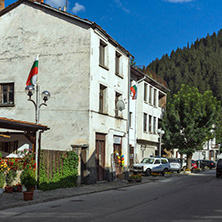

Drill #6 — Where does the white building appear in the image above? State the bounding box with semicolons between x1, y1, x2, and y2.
129;67;169;165
0;0;131;184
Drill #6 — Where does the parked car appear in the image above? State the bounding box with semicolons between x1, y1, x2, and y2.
131;157;170;176
197;160;215;169
168;158;182;173
216;159;222;178
191;160;198;171
179;158;187;171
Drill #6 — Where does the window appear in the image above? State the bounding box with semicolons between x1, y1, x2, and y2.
99;40;107;67
144;83;147;102
161;159;168;164
143;113;147;132
153;117;156;134
0;83;14;106
158;118;162;130
149;86;152;104
99;84;107;113
149;115;152;133
154;159;160;164
115;51;121;75
115;92;122;117
0;141;18;156
154;89;157;107
129;112;132;128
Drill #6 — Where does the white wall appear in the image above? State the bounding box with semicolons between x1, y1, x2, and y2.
0;3;91;151
89;28;129;168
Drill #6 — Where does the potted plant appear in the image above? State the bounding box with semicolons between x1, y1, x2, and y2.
20;168;37;201
15;183;22;192
5;170;16;193
127;173;142;182
0;172;5;194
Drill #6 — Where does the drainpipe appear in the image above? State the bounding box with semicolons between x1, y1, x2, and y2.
127;58;131;173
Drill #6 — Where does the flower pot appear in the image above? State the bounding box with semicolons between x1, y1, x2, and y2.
17;186;22;192
23;191;34;201
5;186;13;193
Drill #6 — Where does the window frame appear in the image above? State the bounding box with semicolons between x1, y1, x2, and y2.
143;113;147;132
99;84;107;114
153;117;156;134
99;40;108;69
0;82;15;107
149;115;152;133
154;88;157;107
149;86;152;105
115;51;122;76
129;112;132;128
144;83;147;102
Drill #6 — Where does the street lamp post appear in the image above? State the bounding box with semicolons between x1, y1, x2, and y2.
157;129;165;157
25;85;50;183
25;85;50;124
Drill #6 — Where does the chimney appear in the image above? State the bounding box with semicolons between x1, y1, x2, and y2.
0;0;5;11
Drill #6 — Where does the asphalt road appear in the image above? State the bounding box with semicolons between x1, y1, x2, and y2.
0;170;222;222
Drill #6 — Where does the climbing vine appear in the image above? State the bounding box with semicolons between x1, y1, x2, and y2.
39;151;79;191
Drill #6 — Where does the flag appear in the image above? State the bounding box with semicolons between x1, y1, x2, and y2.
26;55;39;86
130;85;137;100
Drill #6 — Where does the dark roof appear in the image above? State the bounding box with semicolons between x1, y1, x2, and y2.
0;0;132;58
0;117;49;131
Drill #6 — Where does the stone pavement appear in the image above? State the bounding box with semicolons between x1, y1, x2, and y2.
0;173;187;211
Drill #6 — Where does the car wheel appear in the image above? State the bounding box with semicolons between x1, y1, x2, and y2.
145;169;151;176
177;170;181;174
216;174;219;178
162;168;168;176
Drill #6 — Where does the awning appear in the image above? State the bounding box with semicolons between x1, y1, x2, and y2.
0;117;49;132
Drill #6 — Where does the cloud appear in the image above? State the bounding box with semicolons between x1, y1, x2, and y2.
72;3;85;14
165;0;194;3
114;0;130;13
45;0;66;8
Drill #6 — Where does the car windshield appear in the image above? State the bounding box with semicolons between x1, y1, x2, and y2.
141;158;154;164
168;159;179;163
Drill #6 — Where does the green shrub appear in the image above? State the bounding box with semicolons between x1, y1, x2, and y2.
20;168;37;191
6;170;17;186
39;151;79;191
0;173;5;188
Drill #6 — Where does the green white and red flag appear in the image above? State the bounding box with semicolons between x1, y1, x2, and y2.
26;55;39;86
130;84;137;100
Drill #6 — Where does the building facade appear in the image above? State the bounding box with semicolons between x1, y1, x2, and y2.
0;0;130;184
129;67;169;165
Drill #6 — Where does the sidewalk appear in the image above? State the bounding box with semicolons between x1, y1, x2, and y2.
0;173;186;211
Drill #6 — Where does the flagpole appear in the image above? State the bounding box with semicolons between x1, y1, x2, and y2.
35;54;40;186
25;54;50;188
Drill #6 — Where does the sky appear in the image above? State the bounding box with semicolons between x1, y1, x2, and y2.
4;0;222;67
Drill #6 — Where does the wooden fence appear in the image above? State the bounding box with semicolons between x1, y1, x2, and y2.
40;150;68;180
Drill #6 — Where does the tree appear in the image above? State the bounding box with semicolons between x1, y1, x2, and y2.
161;84;221;169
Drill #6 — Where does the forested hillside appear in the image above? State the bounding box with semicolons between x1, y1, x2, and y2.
147;29;222;101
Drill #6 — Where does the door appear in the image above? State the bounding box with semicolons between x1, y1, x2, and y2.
96;134;105;181
152;159;161;172
114;144;122;176
129;145;134;167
